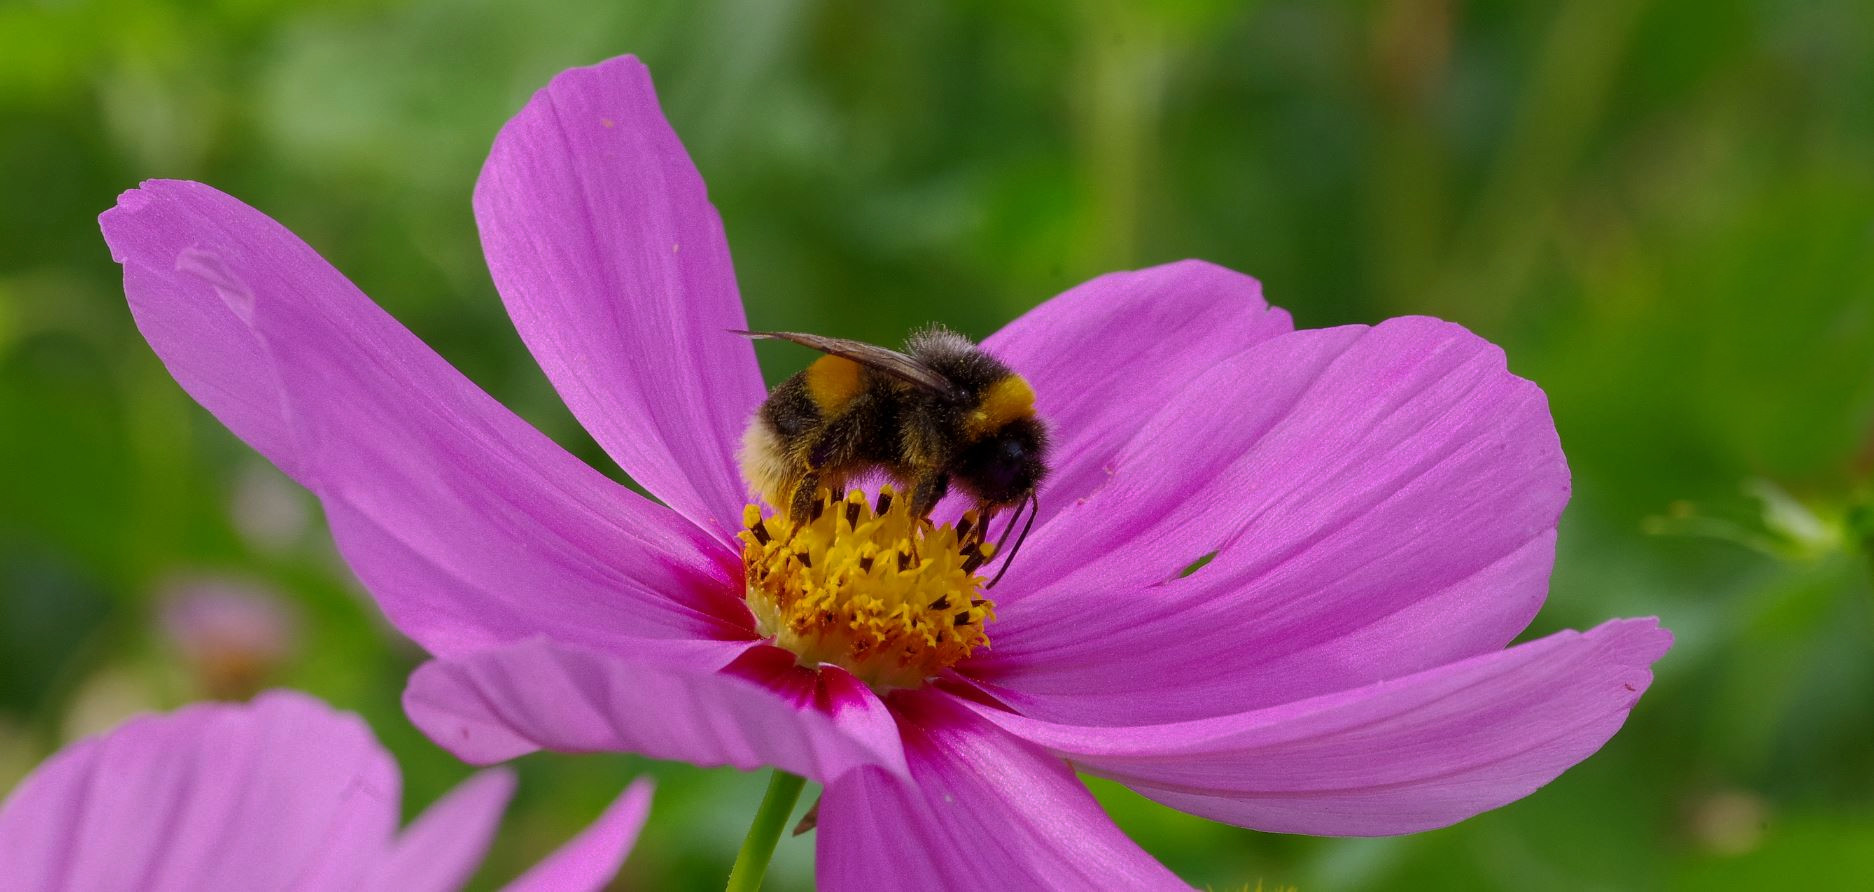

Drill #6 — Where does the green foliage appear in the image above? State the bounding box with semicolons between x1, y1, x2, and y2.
3;1;1872;888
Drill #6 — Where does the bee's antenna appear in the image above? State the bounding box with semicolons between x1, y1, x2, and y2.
984;492;1039;589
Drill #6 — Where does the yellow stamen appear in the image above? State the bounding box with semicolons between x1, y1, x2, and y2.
739;487;997;691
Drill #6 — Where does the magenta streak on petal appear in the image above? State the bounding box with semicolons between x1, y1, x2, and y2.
475;55;765;544
971;259;1292;543
964;618;1670;837
101;180;750;657
402;637;908;783
815;689;1188;891
721;645;881;719
970;317;1568;723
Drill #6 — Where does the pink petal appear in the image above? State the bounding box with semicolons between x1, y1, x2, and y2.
0;691;399;891
816;690;1186;891
980;260;1291;537
503;778;654;892
970;317;1568;723
962;618;1670;837
476;55;764;542
365;768;516;892
101;181;746;657
402;638;907;783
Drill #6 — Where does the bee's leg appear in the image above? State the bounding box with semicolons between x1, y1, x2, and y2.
795;409;872;523
787;472;824;525
969;505;997;547
892;471;946;564
788;466;852;525
907;471;950;521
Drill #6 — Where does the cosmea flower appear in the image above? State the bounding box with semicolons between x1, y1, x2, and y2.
0;690;649;891
100;55;1670;888
158;574;298;699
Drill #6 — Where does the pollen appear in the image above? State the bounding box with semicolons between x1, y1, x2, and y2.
739;487;998;691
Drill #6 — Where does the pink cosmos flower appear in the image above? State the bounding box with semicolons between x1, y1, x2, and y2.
158;574;298;699
0;690;649;891
101;55;1670;888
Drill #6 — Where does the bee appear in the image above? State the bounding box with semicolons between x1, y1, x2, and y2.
736;325;1048;583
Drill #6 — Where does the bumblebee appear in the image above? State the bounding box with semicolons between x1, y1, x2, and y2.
737;326;1048;579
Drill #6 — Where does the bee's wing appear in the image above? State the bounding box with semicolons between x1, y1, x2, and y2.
735;330;958;396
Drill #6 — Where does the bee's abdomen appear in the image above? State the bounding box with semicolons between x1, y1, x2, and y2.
740;374;819;509
762;373;820;437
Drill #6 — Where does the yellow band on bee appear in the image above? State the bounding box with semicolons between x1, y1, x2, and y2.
805;354;865;410
967;374;1036;437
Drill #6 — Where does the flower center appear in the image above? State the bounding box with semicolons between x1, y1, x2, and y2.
738;488;998;691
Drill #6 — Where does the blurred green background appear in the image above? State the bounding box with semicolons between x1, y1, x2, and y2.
4;0;1873;888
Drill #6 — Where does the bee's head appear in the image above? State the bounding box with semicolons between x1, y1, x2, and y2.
956;414;1048;507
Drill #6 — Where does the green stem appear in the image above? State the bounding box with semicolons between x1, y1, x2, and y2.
726;770;807;892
